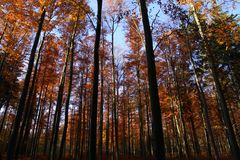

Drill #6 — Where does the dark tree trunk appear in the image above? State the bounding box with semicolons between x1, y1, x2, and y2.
80;68;89;159
191;4;240;159
7;8;46;160
189;114;200;157
127;95;131;157
139;1;165;159
98;53;104;160
59;18;78;160
31;86;48;159
49;36;72;160
189;52;219;159
106;87;110;159
89;0;102;159
136;67;146;158
44;88;53;154
109;18;119;160
16;31;46;157
144;83;152;157
75;71;84;160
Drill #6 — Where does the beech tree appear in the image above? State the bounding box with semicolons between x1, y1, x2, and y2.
0;0;239;160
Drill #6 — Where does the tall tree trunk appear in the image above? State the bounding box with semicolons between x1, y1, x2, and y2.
44;88;53;154
106;87;110;159
111;101;115;160
110;19;119;160
31;86;48;159
89;0;102;159
169;56;190;159
189;50;219;159
0;51;7;77
136;66;146;158
164;58;183;158
59;18;78;160
189;113;200;158
49;35;72;160
7;7;46;160
144;83;152;157
127;100;131;157
29;74;45;155
190;4;240;159
16;31;46;157
75;71;84;160
80;67;89;159
139;0;165;159
98;53;104;160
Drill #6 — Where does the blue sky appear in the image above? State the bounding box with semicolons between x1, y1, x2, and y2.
87;0;169;58
87;0;240;57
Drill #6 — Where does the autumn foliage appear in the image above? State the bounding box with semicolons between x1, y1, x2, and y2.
0;0;240;160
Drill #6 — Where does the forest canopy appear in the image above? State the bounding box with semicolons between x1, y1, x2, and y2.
0;0;240;160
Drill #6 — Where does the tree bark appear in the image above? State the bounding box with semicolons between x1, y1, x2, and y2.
106;87;110;159
98;52;104;160
75;71;84;160
136;66;146;158
89;0;102;159
190;4;240;159
59;18;78;160
189;49;219;159
139;1;165;159
16;31;46;157
44;88;53;154
7;7;46;160
49;35;72;160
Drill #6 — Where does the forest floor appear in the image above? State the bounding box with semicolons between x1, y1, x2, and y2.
0;152;233;160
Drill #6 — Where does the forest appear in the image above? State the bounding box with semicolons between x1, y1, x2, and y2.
0;0;240;160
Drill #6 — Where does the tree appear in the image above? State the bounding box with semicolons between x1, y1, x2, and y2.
89;0;102;159
7;4;46;160
139;0;166;159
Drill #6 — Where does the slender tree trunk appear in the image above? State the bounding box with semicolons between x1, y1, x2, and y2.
31;86;48;159
136;66;146;158
49;36;72;160
0;51;7;77
190;4;240;159
7;7;46;160
75;71;84;160
80;68;89;159
139;0;165;159
23;84;37;154
169;56;190;159
111;102;115;160
127;101;131;157
110;19;119;160
189;50;219;159
122;92;127;157
0;99;10;133
44;88;53;154
89;0;102;159
106;87;110;159
189;114;200;158
164;58;183;158
59;18;78;159
144;83;152;157
98;53;104;160
29;76;45;155
16;32;46;157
